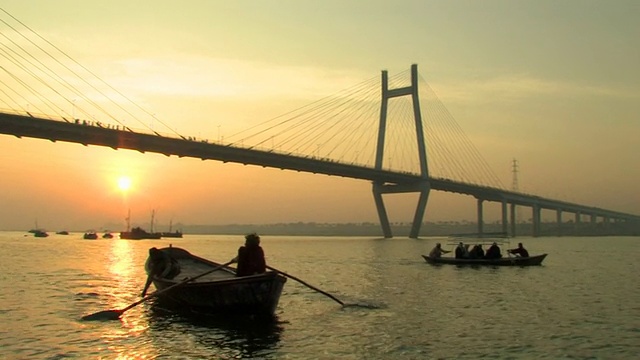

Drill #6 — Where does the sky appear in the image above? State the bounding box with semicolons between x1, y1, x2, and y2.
0;0;638;232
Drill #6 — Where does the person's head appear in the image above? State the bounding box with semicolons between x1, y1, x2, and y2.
245;233;260;246
458;242;463;247
492;242;497;246
436;243;441;248
518;242;523;248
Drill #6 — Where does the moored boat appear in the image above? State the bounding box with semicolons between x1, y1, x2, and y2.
33;229;49;237
422;253;547;266
144;246;287;317
120;209;162;240
161;230;183;238
161;220;182;238
83;231;98;240
102;231;114;239
121;226;161;240
161;219;183;238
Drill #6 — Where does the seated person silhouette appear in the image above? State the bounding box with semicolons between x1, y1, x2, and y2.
235;233;266;277
507;243;529;257
484;242;502;259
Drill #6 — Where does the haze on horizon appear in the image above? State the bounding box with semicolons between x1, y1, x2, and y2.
0;0;638;232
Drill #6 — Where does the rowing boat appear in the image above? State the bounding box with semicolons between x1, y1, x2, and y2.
144;246;287;317
422;253;547;266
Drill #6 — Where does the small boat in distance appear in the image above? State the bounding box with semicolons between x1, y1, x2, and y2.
33;229;49;238
56;230;69;235
120;209;162;240
102;231;114;239
422;253;547;266
83;231;98;240
121;226;161;240
161;230;183;238
29;219;46;235
422;237;547;266
144;246;286;317
161;219;183;238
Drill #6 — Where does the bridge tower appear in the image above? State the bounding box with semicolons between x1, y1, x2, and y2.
510;158;520;236
372;64;430;238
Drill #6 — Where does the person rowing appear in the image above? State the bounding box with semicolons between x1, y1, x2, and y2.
507;242;529;257
429;243;451;258
233;232;267;276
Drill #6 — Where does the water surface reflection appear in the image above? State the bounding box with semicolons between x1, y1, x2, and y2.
145;301;284;358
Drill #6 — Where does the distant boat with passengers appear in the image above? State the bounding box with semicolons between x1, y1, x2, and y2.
422;235;547;266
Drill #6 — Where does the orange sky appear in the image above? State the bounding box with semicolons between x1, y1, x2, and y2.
0;1;639;231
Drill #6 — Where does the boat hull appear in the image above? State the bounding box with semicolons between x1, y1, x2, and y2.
161;231;183;238
422;253;547;266
147;247;286;317
121;227;162;240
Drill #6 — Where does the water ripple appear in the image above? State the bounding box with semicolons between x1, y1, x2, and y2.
0;234;639;358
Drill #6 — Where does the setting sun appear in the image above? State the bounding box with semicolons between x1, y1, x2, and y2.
117;176;132;191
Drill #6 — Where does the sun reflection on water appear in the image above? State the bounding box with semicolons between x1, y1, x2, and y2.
102;240;153;353
108;239;135;278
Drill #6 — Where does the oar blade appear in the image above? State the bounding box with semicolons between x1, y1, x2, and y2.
81;309;124;321
342;302;384;309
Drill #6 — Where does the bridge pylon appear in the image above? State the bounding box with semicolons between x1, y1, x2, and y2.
373;64;430;238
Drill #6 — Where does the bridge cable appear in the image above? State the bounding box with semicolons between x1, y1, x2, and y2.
0;8;183;138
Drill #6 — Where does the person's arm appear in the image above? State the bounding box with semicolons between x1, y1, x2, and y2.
257;247;266;272
236;247;247;275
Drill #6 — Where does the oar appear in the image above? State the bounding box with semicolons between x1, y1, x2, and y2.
82;260;234;321
266;265;345;306
140;273;154;297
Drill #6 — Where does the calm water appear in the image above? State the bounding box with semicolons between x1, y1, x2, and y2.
0;232;638;359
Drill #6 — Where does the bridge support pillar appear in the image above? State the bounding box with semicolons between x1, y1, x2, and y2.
477;199;484;236
372;183;392;238
410;186;431;239
532;204;541;237
501;200;508;236
557;209;563;236
510;203;517;237
372;181;431;239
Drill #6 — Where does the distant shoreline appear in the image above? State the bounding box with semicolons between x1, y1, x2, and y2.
10;221;638;237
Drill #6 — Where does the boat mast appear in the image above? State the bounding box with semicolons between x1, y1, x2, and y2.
125;209;131;231
150;210;156;233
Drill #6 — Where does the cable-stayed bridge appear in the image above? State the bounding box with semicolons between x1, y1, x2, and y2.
0;14;638;237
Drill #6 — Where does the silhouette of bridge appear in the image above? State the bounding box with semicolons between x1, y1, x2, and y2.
0;11;638;237
1;64;639;238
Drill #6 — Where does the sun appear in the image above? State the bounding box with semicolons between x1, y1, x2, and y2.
117;176;132;191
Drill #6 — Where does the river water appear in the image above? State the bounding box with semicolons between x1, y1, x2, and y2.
0;232;638;359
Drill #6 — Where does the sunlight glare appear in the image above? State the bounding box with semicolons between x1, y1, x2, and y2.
117;176;132;192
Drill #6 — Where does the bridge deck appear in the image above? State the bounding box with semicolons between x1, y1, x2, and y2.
1;112;638;222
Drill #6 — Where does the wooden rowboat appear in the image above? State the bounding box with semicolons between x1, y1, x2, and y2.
144;246;287;317
422;253;548;266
